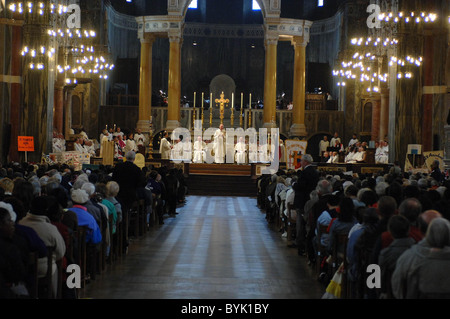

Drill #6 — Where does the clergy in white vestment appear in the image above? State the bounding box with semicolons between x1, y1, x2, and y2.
171;139;184;162
159;131;172;160
234;137;247;164
182;136;192;162
124;133;138;154
248;140;258;163
193;136;206;163
258;142;269;163
213;124;226;163
134;128;146;155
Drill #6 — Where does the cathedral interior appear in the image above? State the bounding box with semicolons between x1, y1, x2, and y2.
0;0;449;168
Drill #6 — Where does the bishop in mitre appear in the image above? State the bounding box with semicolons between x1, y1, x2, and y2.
213;124;226;163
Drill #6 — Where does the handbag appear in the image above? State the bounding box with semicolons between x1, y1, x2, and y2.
322;263;344;299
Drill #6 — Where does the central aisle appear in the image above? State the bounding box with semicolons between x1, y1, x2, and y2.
82;196;325;299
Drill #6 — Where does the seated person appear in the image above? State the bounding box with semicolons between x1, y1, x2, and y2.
322;151;330;163
327;151;339;164
353;146;367;163
345;146;357;163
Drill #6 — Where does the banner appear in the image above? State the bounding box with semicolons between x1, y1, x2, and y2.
18;136;34;152
285;140;308;170
423;150;444;171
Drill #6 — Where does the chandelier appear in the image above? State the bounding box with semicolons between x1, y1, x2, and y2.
8;0;114;84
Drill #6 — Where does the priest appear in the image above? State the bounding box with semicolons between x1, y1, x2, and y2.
213;124;226;163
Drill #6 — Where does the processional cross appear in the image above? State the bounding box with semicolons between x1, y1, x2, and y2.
215;91;229;125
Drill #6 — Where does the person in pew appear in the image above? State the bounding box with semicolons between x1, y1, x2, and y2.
112;151;146;254
80;182;106;228
326;196;357;258
145;171;164;225
391;217;450;299
378;214;415;299
68;189;103;281
19;196;66;298
291;154;320;256
68;189;102;246
0;207;29;298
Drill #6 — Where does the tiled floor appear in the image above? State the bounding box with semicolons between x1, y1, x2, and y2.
81;196;325;299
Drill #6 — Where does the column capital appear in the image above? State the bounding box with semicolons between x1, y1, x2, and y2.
264;34;279;47
140;33;156;44
169;34;182;43
291;35;307;47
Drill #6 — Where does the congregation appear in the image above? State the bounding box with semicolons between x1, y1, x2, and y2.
0;151;187;299
256;154;450;299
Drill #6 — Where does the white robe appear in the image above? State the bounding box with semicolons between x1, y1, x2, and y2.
182;141;192;162
213;129;226;163
171;141;184;162
248;143;258;163
134;133;146;147
234;142;247;164
159;137;172;160
193;140;206;163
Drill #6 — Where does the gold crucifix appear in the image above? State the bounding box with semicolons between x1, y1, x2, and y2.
215;91;229;125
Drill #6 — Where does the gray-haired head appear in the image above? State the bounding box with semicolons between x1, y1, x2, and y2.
106;181;120;197
426;217;450;248
316;179;332;195
81;182;96;197
126;151;136;162
301;154;313;164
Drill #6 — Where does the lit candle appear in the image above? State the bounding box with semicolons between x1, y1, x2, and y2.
202;92;204;109
210;92;213;109
231;92;234;109
241;93;243;109
249;93;252;109
194;92;196;108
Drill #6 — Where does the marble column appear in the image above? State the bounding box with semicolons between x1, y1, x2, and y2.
8;21;23;162
53;61;65;135
137;35;155;152
289;36;307;138
422;31;434;152
371;93;381;142
166;35;182;131
64;85;77;140
379;86;390;142
263;35;278;129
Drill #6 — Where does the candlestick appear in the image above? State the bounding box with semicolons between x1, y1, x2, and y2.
201;92;204;126
240;93;243;127
248;94;252;127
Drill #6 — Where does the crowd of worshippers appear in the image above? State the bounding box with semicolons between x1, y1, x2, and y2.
256;155;450;299
0;155;187;299
319;132;389;164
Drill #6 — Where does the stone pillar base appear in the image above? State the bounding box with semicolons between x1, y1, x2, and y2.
165;120;181;132
289;123;307;139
